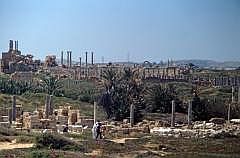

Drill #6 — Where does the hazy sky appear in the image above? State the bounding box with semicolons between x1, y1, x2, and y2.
0;0;240;63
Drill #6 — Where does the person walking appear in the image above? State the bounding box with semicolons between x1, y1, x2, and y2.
95;120;102;140
92;122;97;139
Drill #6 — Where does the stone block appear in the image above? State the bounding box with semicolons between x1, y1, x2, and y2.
209;118;225;124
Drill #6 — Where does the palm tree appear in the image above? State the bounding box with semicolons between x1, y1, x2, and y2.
144;84;182;113
41;75;62;95
99;68;145;122
101;68;118;92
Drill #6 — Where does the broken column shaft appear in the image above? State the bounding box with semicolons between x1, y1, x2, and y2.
61;51;64;65
9;40;13;51
130;104;135;127
238;87;240;103
49;95;53;115
45;94;50;119
8;108;12;124
12;95;16;122
91;52;94;65
171;100;175;127
228;103;231;123
79;57;82;79
94;101;96;125
85;52;88;78
67;51;69;68
79;57;82;66
69;51;72;68
188;100;192;125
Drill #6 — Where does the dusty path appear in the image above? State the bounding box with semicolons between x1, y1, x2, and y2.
109;137;139;144
0;142;34;150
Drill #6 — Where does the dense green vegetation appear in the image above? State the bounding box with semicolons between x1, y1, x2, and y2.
99;68;145;122
0;69;240;123
144;84;184;113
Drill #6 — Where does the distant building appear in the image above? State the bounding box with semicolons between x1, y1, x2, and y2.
1;40;40;73
44;55;58;67
10;71;33;82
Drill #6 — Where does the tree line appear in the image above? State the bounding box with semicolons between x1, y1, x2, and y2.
98;68;239;122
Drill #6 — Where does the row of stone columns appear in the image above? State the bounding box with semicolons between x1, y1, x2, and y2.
8;87;240;126
214;77;240;87
231;86;240;103
8;94;53;123
128;100;193;127
227;86;240;123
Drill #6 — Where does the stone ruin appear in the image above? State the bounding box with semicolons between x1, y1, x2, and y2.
0;95;94;134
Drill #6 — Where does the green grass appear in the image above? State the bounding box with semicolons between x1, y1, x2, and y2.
0;92;106;119
0;127;240;158
35;133;84;151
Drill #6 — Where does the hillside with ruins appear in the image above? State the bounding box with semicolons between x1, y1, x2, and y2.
0;39;239;157
1;0;240;157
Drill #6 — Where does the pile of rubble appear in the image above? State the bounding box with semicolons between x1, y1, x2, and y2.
103;118;240;139
150;118;240;139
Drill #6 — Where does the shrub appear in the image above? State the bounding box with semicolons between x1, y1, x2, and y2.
0;126;18;136
26;150;50;158
79;93;92;103
35;133;84;151
16;136;35;143
0;135;11;142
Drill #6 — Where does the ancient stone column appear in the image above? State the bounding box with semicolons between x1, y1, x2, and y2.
12;95;16;122
67;51;69;68
188;99;192;126
93;101;96;124
8;108;12;124
238;87;240;103
227;103;231;123
69;51;72;68
49;95;53;115
85;52;88;78
130;104;135;127
79;57;82;79
45;94;50;119
171;100;175;127
232;86;235;103
9;40;13;51
61;51;64;65
91;52;94;65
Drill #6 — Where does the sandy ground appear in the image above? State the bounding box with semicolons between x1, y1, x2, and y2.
109;137;139;144
0;142;34;150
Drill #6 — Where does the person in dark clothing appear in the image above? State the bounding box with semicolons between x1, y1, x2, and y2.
95;121;102;139
63;124;69;133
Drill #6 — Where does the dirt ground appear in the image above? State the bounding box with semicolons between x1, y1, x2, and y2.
0;132;240;158
0;141;34;151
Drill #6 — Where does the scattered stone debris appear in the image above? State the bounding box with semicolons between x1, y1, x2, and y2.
209;118;225;124
230;119;240;124
150;121;240;139
101;118;240;140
